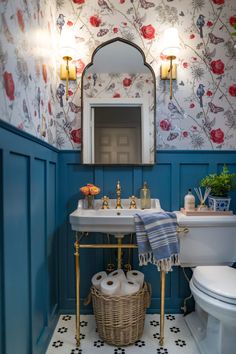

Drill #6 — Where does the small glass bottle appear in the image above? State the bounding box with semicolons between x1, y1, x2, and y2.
184;189;195;211
140;182;151;209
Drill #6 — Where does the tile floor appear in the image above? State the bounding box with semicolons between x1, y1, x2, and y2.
46;314;200;354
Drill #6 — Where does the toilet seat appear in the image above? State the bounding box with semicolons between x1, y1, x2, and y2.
192;266;236;305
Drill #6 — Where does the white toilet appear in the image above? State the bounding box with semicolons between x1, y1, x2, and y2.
176;213;236;354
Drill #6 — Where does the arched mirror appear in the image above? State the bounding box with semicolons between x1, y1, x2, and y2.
81;38;156;165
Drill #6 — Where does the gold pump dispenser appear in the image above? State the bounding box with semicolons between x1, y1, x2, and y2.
140;182;151;209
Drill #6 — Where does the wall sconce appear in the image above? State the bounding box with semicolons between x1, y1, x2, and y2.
161;28;180;99
59;31;76;100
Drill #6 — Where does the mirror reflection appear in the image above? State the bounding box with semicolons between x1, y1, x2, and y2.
82;38;156;165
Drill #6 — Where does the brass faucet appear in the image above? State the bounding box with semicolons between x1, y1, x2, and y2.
129;195;137;209
115;180;122;209
101;196;110;209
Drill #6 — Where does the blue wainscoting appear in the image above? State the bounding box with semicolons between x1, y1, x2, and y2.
0;121;59;354
58;150;236;314
1;119;236;354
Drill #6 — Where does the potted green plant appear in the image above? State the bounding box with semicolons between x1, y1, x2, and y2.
200;165;236;211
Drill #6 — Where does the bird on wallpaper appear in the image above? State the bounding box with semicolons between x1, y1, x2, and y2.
196;14;205;39
56;14;65;33
56;83;65;108
92;73;97;87
196;84;205;108
168;102;183;117
98;0;113;12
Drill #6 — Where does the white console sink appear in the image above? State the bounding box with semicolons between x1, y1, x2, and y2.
70;198;162;234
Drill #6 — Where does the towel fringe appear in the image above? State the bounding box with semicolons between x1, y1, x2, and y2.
139;252;179;273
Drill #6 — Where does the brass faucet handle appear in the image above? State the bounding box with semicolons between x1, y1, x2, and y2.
101;196;110;209
129;195;137;209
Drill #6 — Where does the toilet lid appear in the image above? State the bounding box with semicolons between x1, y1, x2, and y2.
192;266;236;305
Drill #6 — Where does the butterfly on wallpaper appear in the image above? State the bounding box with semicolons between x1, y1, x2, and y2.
179;11;185;16
208;33;224;45
97;29;109;37
69;102;81;114
203;117;216;131
168;102;182;116
140;0;155;9
83;82;90;90
98;0;113;12
179;81;185;86
208;102;224;114
167;132;179;141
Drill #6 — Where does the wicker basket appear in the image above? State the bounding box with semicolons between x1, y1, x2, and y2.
91;282;151;346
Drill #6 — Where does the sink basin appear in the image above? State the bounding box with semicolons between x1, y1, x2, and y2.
70;199;163;234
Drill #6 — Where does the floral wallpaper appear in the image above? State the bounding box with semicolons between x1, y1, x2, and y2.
1;0;236;150
55;0;236;150
0;0;58;145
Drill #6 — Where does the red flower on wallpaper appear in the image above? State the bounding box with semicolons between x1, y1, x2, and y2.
189;34;195;39
89;15;101;27
17;9;25;32
229;85;236;97
68;90;73;96
120;0;125;3
123;77;132;87
48;101;52;115
42;64;47;83
70;129;81;144
229;15;236;27
183;62;189;68
73;0;85;4
113;27;118;33
212;0;224;4
140;25;155;40
207;90;213;96
210;128;224;144
160;119;171;131
207;21;214;27
183;131;188;137
3;71;15;101
67;20;74;26
113;92;121;98
210;59;224;75
190;103;195;108
74;59;85;74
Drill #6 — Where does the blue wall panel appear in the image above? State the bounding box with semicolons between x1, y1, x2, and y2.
0;122;59;354
59;150;236;315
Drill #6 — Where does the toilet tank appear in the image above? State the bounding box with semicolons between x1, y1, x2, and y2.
176;212;236;267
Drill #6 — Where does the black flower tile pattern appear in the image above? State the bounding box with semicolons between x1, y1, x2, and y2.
52;340;63;348
153;332;160;340
80;320;88;327
71;348;82;354
150;320;159;327
57;327;68;334
156;347;168;354
46;314;200;354
170;326;180;333
114;348;125;354
62;315;72;321
175;339;186;347
94;340;104;348
135;340;145;347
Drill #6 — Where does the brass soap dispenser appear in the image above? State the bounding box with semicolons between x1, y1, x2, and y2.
140;182;151;209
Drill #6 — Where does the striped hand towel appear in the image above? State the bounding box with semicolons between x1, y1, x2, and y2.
134;212;179;272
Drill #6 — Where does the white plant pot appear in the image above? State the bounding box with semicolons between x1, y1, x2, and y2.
208;195;231;211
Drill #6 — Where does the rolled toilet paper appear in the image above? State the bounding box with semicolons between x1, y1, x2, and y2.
127;270;144;287
120;280;140;296
91;271;107;290
108;269;126;283
100;277;120;296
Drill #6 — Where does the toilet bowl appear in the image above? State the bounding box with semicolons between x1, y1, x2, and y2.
176;212;236;354
186;266;236;354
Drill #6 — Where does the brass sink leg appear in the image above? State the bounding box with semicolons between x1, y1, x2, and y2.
159;270;166;346
74;233;80;346
117;237;122;269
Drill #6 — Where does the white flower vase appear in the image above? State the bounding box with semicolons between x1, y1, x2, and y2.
208;196;231;211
